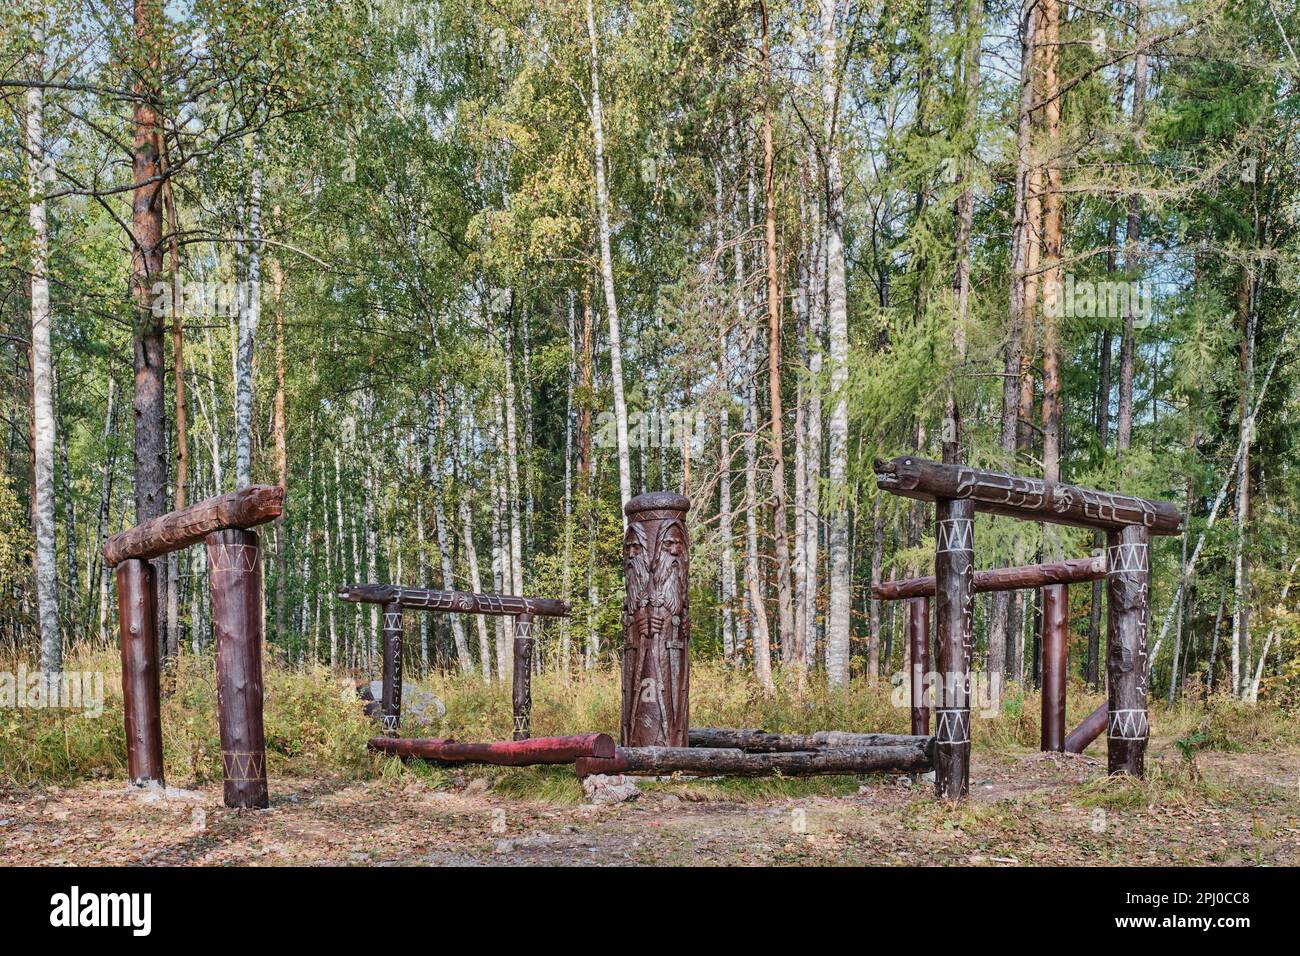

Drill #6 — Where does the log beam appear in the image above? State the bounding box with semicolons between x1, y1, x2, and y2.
1064;702;1108;754
686;728;932;752
576;744;934;778
874;456;1183;535
873;555;1105;601
368;733;616;766
338;584;568;618
104;484;283;567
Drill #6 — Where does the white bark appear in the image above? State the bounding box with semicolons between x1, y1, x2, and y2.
460;497;493;681
235;143;262;489
586;0;632;517
27;16;60;672
821;0;852;686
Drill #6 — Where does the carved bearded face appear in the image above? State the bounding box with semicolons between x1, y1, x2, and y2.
623;522;651;612
651;519;688;617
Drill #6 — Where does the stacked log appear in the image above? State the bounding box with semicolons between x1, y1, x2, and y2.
687;728;930;752
368;733;614;767
576;742;933;778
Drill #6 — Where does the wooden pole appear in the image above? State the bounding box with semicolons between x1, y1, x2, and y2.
1064;701;1107;753
381;601;403;735
577;744;934;778
369;733;615;766
512;612;534;740
1040;583;1068;751
934;498;974;799
620;492;691;747
206;528;269;809
116;558;164;787
104;484;283;567
687;728;931;751
873;554;1104;601
1106;524;1150;776
874;456;1183;535
908;596;931;736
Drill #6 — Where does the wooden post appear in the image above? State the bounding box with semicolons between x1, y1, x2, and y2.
908;596;930;736
620;492;691;747
381;601;403;735
1040;583;1068;751
1064;701;1108;753
934;498;974;799
512;612;534;740
206;528;269;809
1106;524;1150;776
116;558;165;787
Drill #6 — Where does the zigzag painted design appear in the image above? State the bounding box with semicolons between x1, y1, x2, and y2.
1107;708;1149;740
222;750;265;781
384;612;402;630
936;519;974;554
513;715;529;733
381;714;399;734
1106;542;1149;575
514;621;533;639
934;708;971;745
208;543;258;574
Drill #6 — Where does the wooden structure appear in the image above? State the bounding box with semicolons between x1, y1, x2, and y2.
104;484;284;808
337;584;569;739
875;456;1181;796
620;492;691;747
873;554;1108;752
369;733;614;766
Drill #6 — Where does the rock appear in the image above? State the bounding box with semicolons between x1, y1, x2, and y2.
582;774;641;805
128;785;207;806
493;839;515;854
356;681;445;724
464;778;490;794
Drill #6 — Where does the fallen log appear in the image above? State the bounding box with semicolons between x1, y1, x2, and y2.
575;744;934;778
339;584;568;618
873;456;1183;535
687;727;932;752
1064;702;1108;754
104;484;284;567
368;733;614;766
872;555;1106;601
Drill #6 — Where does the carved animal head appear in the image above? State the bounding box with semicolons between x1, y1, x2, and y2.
874;456;921;492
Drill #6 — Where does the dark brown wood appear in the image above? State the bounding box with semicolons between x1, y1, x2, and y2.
873;555;1105;601
874;456;1183;535
207;528;269;809
512;613;534;740
1040;583;1068;751
576;744;934;778
620;492;691;748
1106;524;1149;776
369;733;615;766
116;558;164;787
104;484;284;567
337;583;569;618
687;728;932;752
908;596;930;736
934;497;974;799
381;601;402;735
1064;701;1108;754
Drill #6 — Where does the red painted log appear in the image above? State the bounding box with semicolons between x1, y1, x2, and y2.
116;559;164;787
381;601;403;735
874;456;1183;535
908;596;931;736
620;492;690;748
207;528;269;809
104;484;283;567
369;733;616;766
1064;702;1108;754
934;498;974;800
873;555;1105;601
576;744;934;778
1040;584;1068;751
1107;524;1150;776
337;583;568;618
512;613;534;740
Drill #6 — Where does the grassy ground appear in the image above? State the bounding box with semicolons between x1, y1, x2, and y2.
1;651;1297;865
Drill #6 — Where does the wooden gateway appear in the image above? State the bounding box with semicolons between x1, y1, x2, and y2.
104;484;284;809
874;456;1184;798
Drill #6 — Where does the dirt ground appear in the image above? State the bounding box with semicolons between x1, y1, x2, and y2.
3;740;1297;866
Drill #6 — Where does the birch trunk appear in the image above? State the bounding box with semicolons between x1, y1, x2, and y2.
460;497;493;681
235;143;263;490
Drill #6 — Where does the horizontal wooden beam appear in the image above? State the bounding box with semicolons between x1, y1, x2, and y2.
576;743;934;778
687;728;932;752
339;584;569;618
1064;702;1108;754
368;733;613;765
873;456;1183;535
104;485;284;567
872;555;1106;601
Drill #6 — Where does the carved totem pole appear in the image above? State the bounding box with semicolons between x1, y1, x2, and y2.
620;492;690;747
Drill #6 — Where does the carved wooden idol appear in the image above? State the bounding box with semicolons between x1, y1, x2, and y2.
620;492;690;748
